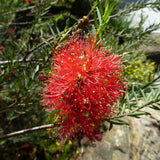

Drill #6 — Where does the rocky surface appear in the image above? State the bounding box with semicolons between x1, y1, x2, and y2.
80;108;160;160
139;34;160;63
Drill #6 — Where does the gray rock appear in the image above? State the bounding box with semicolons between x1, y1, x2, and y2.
80;108;160;160
139;33;160;63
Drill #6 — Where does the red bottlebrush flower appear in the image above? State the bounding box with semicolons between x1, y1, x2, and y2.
0;46;3;50
9;28;13;35
38;72;48;81
12;19;16;23
41;35;125;141
25;0;33;3
22;143;29;148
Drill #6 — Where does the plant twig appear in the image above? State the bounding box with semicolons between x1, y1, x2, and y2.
11;21;35;25
110;99;156;119
0;123;61;140
108;1;160;19
0;59;43;65
1;6;36;15
0;101;18;113
23;24;75;61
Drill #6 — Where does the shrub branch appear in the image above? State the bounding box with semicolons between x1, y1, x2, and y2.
0;123;61;140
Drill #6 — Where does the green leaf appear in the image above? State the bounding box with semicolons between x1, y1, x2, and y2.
32;65;39;80
110;118;129;125
133;91;139;105
103;0;109;19
93;11;98;29
121;103;126;114
24;78;28;88
140;89;147;101
64;18;70;31
53;21;60;34
99;18;110;32
96;7;102;25
150;105;160;110
96;0;115;36
127;111;150;117
126;94;130;109
103;0;116;22
0;140;6;145
96;0;103;16
48;24;56;36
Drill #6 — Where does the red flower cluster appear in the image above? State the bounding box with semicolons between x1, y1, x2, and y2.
25;0;33;3
9;28;13;35
42;35;125;141
0;46;3;50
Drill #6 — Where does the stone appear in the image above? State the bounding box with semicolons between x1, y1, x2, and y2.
138;33;160;63
80;107;160;160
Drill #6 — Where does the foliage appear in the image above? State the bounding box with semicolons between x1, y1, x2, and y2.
124;52;155;83
0;0;160;159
